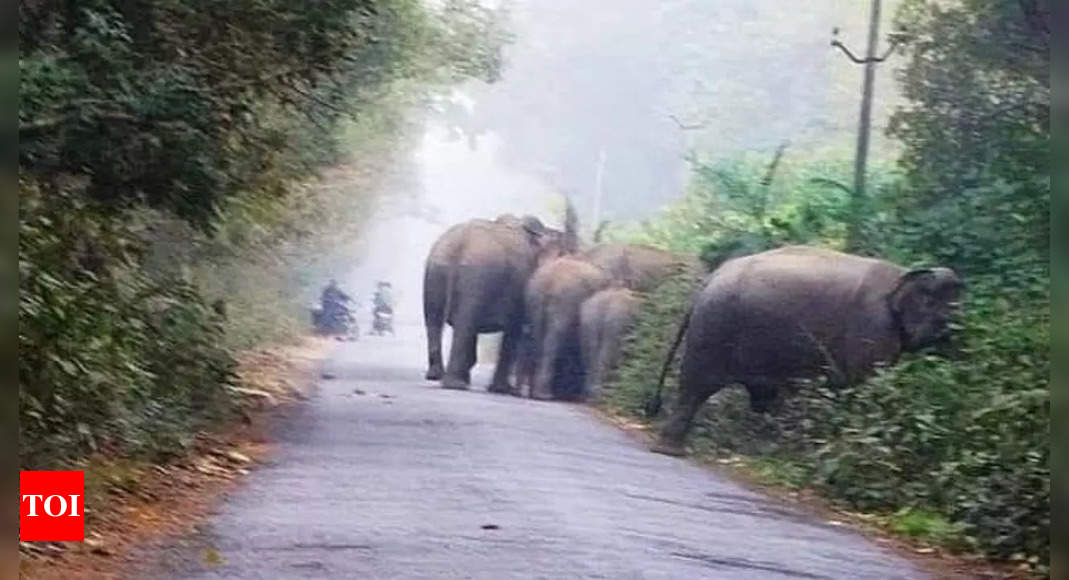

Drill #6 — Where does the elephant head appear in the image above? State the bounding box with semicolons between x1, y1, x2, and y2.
517;197;580;266
888;267;964;351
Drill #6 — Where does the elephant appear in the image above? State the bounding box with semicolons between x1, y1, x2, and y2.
648;245;964;456
524;256;613;400
579;287;640;397
579;244;703;292
423;211;576;392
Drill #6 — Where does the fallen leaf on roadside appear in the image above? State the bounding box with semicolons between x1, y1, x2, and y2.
204;548;223;565
85;536;113;556
224;451;251;464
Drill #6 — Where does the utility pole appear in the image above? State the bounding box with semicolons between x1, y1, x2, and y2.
831;0;903;251
592;147;606;234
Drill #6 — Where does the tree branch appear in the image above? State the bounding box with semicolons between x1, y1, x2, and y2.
830;37;903;64
667;114;707;131
760;142;789;189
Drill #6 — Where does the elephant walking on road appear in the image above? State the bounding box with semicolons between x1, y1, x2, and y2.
525;256;613;400
649;245;964;457
423;214;574;392
580;287;639;398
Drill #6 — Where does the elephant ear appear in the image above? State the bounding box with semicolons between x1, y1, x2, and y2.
888;267;964;315
520;216;546;237
888;268;934;316
888;267;965;350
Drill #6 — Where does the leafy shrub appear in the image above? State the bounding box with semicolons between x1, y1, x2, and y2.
19;180;236;467
603;151;1049;570
609;266;1048;568
18;0;511;468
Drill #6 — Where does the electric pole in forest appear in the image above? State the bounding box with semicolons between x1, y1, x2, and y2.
831;0;904;251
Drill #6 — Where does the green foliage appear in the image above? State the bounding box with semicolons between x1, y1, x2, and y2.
597;268;704;416
604;2;1048;568
19;180;236;466
889;0;1049;209
605;161;1047;569
795;292;1048;562
889;508;962;544
18;0;509;467
609;151;902;268
609;260;1048;567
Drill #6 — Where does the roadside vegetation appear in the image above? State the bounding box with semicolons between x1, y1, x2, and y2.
19;0;508;468
602;0;1049;573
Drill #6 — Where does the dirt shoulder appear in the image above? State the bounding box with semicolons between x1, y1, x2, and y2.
19;336;338;580
593;408;1033;580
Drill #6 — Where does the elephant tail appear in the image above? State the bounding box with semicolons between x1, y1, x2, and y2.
644;303;693;418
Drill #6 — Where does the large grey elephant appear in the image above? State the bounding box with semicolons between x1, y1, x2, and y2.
423;212;576;392
580;287;639;397
524;256;613;400
580;244;703;292
649;245;964;456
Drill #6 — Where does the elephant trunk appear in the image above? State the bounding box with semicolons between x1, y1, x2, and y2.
644;303;693;418
563;196;580;254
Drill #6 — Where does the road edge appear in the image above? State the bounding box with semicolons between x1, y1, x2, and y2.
18;336;338;580
588;405;1030;580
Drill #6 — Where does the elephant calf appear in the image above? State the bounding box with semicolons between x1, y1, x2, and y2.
650;245;963;457
580;287;639;397
580;243;703;292
525;256;613;400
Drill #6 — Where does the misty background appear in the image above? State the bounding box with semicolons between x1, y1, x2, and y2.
345;0;903;323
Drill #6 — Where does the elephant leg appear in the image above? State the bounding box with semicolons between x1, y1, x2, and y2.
580;319;601;399
531;323;563;401
553;329;585;400
513;328;536;394
425;320;445;381
423;266;446;381
651;356;723;456
488;326;520;394
442;319;477;389
588;337;618;398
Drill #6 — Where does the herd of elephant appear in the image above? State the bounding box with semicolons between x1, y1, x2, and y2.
422;209;964;457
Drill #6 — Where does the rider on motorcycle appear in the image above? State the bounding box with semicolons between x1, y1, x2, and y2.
372;281;394;334
318;279;353;333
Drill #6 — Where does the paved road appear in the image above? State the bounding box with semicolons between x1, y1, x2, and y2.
147;325;926;579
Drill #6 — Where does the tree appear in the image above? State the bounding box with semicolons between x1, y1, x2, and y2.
888;0;1049;273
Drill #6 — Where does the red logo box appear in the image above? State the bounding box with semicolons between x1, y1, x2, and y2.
20;471;85;541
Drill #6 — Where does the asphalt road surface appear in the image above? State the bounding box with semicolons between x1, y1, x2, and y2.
147;324;927;579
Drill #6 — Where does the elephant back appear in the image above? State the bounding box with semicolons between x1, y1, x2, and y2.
580;243;699;292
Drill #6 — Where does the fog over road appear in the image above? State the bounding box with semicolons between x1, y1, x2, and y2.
147;325;928;579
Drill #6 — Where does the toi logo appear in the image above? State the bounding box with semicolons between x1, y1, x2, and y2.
20;471;85;541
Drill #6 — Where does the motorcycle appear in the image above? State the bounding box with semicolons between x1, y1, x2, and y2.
312;302;358;340
370;308;394;336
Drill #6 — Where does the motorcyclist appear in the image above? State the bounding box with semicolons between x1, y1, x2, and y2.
372;281;393;316
319;279;352;333
372;281;394;335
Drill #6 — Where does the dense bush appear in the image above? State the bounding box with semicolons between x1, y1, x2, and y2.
19;180;236;466
18;0;508;466
603;154;1048;569
603;1;1048;568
